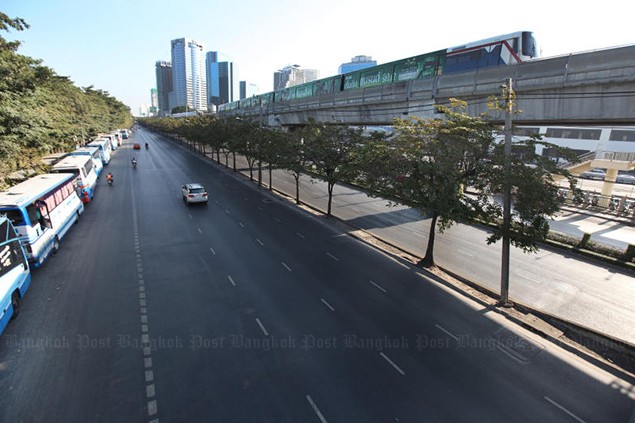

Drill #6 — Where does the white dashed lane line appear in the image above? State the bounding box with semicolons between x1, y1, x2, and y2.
132;205;159;422
306;394;328;423
369;280;388;293
379;352;406;376
255;318;269;336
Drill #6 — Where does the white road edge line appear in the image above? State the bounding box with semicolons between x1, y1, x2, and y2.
379;352;405;376
435;324;460;342
544;396;586;423
369;280;388;293
255;318;269;336
306;395;328;423
320;298;335;312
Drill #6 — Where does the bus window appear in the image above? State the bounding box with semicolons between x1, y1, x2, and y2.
4;209;25;226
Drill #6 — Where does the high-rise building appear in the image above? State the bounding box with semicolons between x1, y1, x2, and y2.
171;38;207;112
239;81;259;100
338;55;377;74
149;88;158;116
273;65;319;91
206;51;234;109
155;61;173;114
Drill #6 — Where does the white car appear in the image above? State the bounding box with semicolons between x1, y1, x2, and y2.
181;183;208;204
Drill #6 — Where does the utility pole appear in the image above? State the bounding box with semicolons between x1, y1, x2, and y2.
500;78;513;306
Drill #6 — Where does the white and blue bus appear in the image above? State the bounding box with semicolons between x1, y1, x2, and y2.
86;139;112;165
0;214;31;335
69;146;104;177
0;174;84;268
50;155;98;203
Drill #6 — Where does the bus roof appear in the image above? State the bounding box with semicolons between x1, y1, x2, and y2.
0;173;75;208
51;155;92;170
69;147;99;156
86;139;108;147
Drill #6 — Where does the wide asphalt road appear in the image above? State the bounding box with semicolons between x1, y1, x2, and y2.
231;151;635;344
0;127;633;422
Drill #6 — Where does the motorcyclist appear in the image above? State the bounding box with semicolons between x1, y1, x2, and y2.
131;157;137;167
106;172;114;184
145;142;149;150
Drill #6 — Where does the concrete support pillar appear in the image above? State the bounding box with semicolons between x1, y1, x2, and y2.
600;169;618;207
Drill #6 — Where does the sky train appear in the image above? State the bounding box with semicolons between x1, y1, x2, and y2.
219;31;538;112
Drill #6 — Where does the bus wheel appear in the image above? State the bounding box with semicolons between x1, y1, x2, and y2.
75;211;80;224
53;236;60;254
11;291;20;319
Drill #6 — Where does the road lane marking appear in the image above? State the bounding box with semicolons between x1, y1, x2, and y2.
516;271;542;285
296;232;305;239
320;298;335;312
282;262;292;272
326;252;339;261
148;400;158;416
209;247;216;255
225;209;231;214
411;231;425;238
239;222;245;228
228;276;236;286
146;384;156;398
457;249;474;257
145;370;154;382
197;228;203;234
255;318;269;336
369;280;388;293
256;238;264;246
274;217;282;223
306;395;328;423
544;396;586;423
379;352;405;376
435;324;460;342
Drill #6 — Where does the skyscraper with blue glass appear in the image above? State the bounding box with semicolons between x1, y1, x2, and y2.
170;38;207;112
206;51;234;109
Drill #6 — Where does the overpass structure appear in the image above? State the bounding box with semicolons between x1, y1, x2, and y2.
223;44;635;127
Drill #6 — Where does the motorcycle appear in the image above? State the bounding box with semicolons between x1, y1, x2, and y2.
145;143;149;150
132;159;137;169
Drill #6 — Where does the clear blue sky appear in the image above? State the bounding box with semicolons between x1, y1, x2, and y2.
3;0;634;115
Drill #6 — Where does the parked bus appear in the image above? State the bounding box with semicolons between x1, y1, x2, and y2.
0;174;84;268
86;139;112;165
69;146;104;177
0;214;31;335
99;134;118;151
50;155;98;203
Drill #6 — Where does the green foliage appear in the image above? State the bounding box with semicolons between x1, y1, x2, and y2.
0;14;132;187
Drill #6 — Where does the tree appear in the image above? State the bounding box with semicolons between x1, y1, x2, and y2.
275;127;310;204
358;101;576;268
303;121;363;216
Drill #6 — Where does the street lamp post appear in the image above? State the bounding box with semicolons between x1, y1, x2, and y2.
500;78;513;307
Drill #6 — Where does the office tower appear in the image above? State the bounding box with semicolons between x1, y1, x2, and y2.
155;61;173;114
149;88;158;115
171;38;207;112
206;51;234;109
239;81;259;100
338;55;377;74
273;65;319;90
